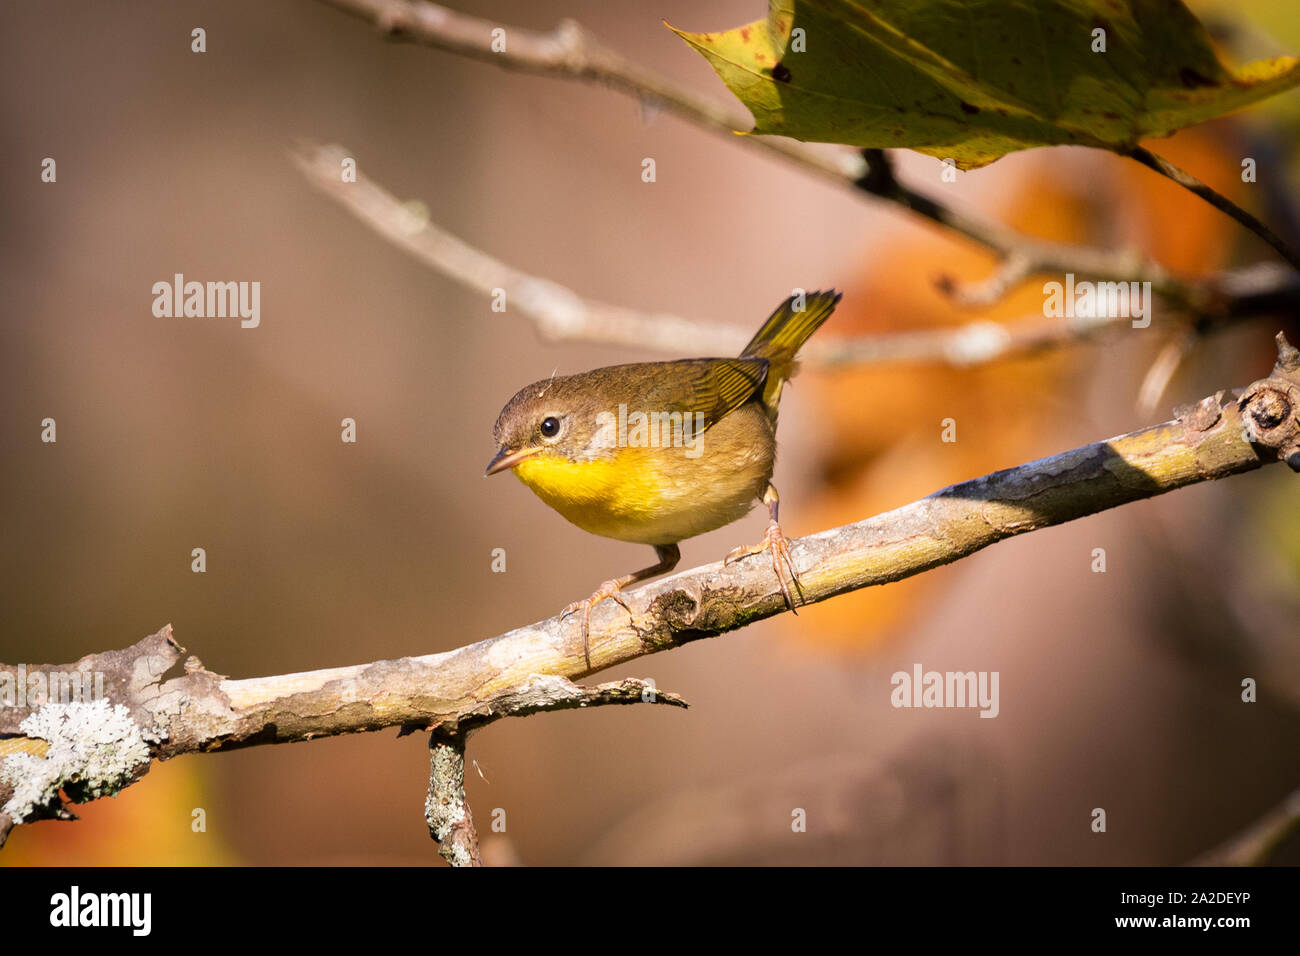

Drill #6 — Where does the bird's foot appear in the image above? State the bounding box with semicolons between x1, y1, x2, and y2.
726;519;804;612
561;579;634;669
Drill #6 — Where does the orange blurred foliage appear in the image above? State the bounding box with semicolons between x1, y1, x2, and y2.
791;125;1251;651
2;759;235;866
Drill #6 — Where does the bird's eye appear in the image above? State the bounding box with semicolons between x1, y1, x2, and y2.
540;416;561;439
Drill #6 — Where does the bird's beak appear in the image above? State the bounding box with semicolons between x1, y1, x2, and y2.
485;445;541;476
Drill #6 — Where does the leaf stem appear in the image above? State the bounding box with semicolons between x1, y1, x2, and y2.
1124;145;1300;273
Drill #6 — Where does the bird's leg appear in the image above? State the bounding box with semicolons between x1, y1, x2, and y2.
562;543;680;670
725;483;804;612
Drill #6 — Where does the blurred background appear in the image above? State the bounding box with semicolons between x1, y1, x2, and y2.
1;0;1298;865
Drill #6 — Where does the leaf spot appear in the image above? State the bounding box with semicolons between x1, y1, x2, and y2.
1179;67;1217;89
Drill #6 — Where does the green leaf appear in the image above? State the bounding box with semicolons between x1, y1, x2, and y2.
669;0;1300;168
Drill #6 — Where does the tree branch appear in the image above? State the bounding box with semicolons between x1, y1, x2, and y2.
427;730;481;866
312;0;1220;307
420;674;683;864
2;337;1296;846
290;141;1300;368
854;149;1197;309
1124;145;1300;273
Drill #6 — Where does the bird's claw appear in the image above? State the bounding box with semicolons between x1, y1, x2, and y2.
561;579;635;669
726;520;804;612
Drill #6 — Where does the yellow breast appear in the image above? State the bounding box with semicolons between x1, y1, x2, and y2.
513;448;666;541
511;407;776;546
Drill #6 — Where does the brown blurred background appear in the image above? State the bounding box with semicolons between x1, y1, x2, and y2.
2;0;1298;865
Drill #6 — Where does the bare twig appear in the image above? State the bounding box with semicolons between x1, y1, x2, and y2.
2;339;1296;845
427;730;481;866
856;150;1196;309
422;675;684;864
1136;329;1198;419
312;0;1207;306
317;0;865;190
1125;145;1300;273
291;142;1299;367
939;250;1035;308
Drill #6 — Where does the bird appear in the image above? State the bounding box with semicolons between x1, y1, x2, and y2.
486;289;842;667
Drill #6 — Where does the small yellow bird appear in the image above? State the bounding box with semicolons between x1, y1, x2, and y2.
486;290;842;665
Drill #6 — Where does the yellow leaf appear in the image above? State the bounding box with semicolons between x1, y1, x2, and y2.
671;0;1300;168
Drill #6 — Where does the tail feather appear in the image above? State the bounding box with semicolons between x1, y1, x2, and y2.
741;289;841;414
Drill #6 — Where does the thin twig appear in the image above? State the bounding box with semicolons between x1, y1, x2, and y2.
426;730;481;866
320;0;863;187
1125;145;1300;272
939;250;1035;308
856;150;1197;309
312;0;1204;307
291;142;1297;367
1136;329;1198;419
